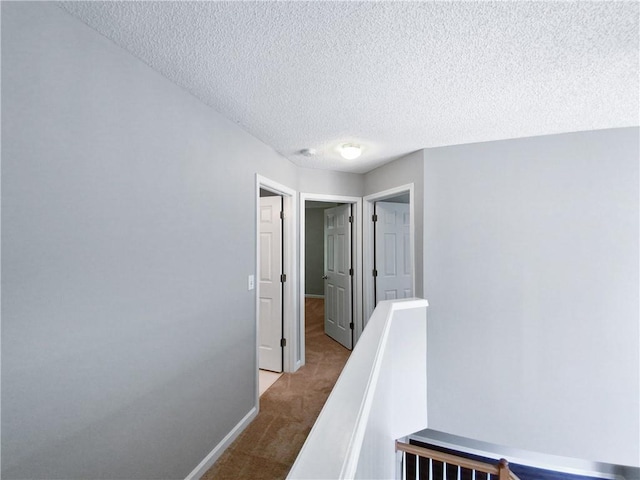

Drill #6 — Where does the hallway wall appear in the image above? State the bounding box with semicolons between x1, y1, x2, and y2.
298;167;364;197
1;3;299;478
422;128;639;466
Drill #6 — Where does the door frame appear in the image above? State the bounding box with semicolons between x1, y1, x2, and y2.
323;203;355;350
363;183;415;324
299;193;363;366
255;175;297;397
257;193;284;373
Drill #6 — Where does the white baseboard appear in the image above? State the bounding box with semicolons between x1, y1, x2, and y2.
185;406;258;480
305;294;324;299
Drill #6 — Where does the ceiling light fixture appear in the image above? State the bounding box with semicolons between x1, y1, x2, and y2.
340;143;362;160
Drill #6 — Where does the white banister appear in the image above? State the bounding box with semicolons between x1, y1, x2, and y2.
287;298;429;480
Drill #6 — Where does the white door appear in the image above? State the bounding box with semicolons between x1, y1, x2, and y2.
324;204;353;349
259;195;283;372
375;202;412;303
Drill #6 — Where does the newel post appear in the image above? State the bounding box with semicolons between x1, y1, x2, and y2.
498;459;511;480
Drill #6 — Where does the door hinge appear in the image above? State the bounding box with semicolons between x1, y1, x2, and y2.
349;322;354;330
373;269;378;277
348;215;353;223
280;273;287;282
349;267;353;276
280;338;286;347
372;214;378;222
280;211;284;220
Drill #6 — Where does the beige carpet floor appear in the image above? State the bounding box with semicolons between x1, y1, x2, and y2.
202;298;351;479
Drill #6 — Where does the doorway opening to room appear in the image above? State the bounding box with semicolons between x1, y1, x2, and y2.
300;194;363;366
258;188;284;374
256;176;296;399
306;201;352;349
363;184;415;325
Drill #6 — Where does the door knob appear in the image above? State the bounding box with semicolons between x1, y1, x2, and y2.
322;275;328;280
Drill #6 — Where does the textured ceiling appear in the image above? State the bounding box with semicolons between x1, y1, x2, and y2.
59;1;639;174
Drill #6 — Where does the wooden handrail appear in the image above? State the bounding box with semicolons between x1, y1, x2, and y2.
396;441;520;480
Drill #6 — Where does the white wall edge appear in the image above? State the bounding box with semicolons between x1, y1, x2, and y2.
184;406;258;480
389;298;429;310
343;298;428;479
288;298;428;480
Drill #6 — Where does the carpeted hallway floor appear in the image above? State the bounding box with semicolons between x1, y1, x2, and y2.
202;298;351;479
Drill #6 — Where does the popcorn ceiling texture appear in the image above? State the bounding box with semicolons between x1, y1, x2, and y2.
59;1;638;174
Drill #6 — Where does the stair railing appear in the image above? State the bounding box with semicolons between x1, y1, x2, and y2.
396;441;520;480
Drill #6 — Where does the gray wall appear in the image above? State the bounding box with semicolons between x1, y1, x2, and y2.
1;3;298;478
364;150;425;297
423;128;639;466
305;207;326;296
298;167;364;196
4;3;638;476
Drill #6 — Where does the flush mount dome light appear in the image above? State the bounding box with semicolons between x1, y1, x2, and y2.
340;143;362;160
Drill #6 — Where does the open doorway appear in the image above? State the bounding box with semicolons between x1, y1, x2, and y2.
258;188;284;373
255;175;297;404
373;194;412;303
363;184;415;324
303;201;337;300
299;193;363;366
305;201;353;349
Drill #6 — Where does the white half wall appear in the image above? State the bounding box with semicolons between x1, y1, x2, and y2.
423;128;639;466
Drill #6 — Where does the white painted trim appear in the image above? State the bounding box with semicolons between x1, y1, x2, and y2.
287;299;429;480
363;184;415;325
300;193;364;351
256;175;298;383
184;406;258;480
305;294;325;299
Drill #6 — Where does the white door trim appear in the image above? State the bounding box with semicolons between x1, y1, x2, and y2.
363;184;415;324
256;175;297;399
300;193;363;364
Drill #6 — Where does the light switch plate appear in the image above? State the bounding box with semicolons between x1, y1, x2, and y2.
248;275;255;290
